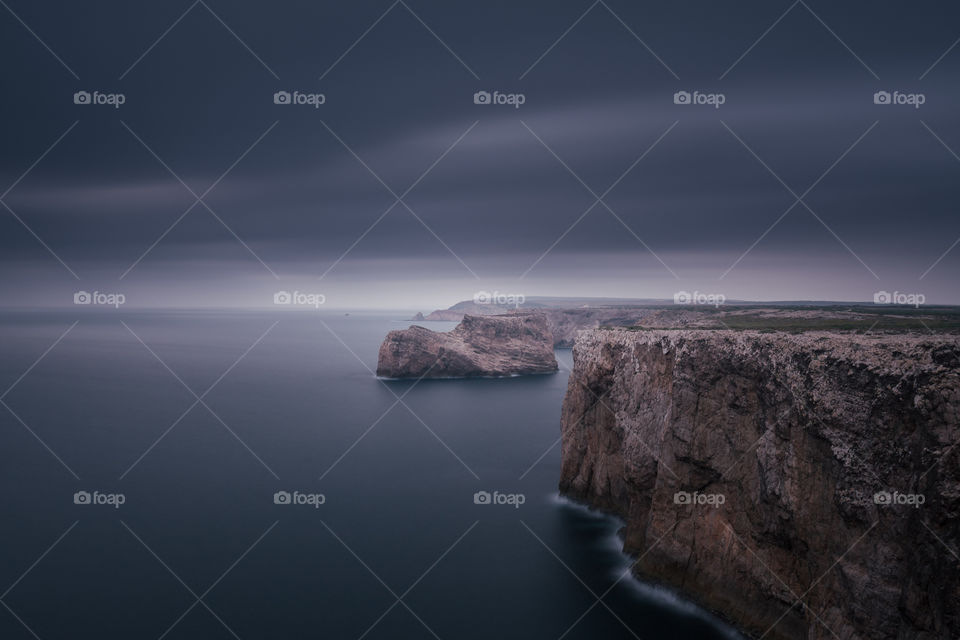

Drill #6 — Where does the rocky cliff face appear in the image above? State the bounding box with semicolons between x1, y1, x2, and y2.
560;329;960;640
377;313;558;378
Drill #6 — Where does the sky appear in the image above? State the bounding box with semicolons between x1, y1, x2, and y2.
1;0;959;309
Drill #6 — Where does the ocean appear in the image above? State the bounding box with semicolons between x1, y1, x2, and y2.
0;310;742;639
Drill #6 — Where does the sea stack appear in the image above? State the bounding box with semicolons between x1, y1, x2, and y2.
377;313;558;378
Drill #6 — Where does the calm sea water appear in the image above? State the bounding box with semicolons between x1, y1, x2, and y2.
0;310;742;639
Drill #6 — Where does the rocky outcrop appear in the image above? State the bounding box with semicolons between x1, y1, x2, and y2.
560;329;960;640
377;313;558;378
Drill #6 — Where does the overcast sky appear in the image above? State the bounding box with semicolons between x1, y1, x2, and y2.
2;0;959;309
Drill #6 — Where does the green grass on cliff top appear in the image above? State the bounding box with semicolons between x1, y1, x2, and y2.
616;305;960;333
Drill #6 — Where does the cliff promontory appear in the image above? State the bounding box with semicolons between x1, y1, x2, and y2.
560;328;959;640
377;313;558;378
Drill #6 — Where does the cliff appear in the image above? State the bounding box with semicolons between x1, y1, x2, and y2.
560;328;960;640
377;313;558;378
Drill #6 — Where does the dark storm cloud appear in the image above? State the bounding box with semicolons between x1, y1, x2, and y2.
2;0;960;305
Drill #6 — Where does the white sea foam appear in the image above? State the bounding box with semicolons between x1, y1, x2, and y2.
550;493;746;640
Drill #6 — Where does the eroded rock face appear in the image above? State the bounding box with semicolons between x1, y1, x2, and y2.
377;313;558;378
560;329;960;640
